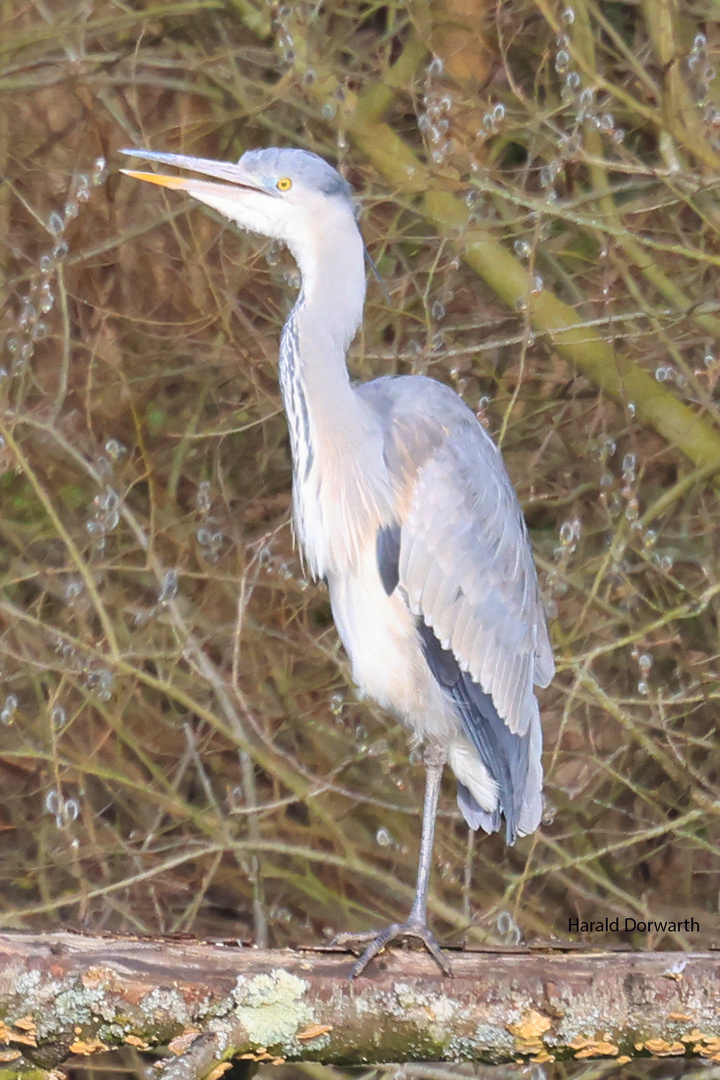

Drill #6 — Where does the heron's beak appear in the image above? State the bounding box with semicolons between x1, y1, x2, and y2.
118;148;272;198
120;170;189;190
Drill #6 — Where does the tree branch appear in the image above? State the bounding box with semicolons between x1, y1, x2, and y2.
348;34;720;484
1;933;719;1076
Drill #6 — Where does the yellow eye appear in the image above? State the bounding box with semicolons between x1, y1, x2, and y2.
276;176;292;191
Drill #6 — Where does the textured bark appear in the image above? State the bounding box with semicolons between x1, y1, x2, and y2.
0;933;719;1077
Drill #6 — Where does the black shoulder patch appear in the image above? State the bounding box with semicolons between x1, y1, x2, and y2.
376;523;401;595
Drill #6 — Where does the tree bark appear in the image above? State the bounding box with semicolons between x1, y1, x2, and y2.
0;933;719;1077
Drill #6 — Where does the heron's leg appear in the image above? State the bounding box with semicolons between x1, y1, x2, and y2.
406;745;444;928
333;746;451;978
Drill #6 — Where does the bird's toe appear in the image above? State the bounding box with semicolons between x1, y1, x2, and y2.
331;922;451;978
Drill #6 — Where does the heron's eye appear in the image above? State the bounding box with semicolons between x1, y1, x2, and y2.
277;177;292;191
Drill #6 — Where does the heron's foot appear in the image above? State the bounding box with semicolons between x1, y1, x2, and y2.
331;921;452;979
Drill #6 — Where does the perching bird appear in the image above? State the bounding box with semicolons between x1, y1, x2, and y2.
120;145;554;977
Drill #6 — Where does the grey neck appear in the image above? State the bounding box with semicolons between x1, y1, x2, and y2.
279;215;370;467
276;213;393;575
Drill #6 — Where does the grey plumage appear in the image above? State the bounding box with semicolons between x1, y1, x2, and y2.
357;374;551;839
359;374;553;728
120;144;554;976
242;147;355;202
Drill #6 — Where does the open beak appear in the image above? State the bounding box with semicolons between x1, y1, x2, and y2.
118;148;272;198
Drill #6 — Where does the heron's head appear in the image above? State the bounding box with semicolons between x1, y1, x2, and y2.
120;146;358;262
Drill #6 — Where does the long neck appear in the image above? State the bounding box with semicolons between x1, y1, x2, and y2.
280;208;368;467
278;209;392;574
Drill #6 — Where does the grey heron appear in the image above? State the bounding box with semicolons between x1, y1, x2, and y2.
120;146;554;977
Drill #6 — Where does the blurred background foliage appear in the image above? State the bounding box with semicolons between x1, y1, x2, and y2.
2;0;720;1076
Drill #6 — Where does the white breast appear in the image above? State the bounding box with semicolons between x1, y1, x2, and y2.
292;419;395;580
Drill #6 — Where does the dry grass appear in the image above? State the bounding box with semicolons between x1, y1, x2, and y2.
1;0;720;1076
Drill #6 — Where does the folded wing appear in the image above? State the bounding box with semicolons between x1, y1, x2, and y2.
360;374;553;837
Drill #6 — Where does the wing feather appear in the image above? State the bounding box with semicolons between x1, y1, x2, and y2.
419;558;446;614
359;374;553;738
452;598;476;659
414;450;549;736
434;589;460;646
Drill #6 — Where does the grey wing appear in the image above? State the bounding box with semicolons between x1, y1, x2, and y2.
361;375;554;737
401;433;553;738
